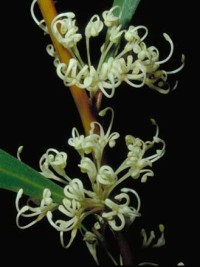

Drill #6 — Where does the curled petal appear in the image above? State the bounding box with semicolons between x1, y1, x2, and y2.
51;12;82;48
68;127;86;156
79;157;97;183
85;15;103;38
16;188;55;229
125;25;148;42
109;25;124;43
39;149;70;183
64;179;85;201
97;165;117;185
103;6;121;27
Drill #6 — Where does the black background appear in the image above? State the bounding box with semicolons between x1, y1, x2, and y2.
0;1;195;265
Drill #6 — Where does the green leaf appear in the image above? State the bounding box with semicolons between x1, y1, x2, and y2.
0;149;64;203
113;0;141;29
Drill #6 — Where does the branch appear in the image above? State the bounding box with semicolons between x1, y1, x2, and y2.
116;231;135;266
37;0;96;135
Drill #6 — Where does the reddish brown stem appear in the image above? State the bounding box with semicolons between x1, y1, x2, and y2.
116;231;135;266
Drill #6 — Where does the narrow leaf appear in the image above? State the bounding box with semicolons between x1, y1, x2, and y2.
0;149;64;203
113;0;141;29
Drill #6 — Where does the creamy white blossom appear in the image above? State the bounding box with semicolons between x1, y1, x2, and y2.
102;190;140;231
68;107;120;165
30;4;185;98
17;2;186;265
16;188;57;229
15;107;165;255
47;198;84;248
51;12;82;49
102;6;121;28
39;148;71;183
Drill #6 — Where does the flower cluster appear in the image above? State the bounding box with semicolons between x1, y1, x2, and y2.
20;1;185;265
16;107;165;263
31;1;184;98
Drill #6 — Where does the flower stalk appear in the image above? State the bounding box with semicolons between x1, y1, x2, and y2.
37;0;96;135
116;231;135;266
34;1;138;264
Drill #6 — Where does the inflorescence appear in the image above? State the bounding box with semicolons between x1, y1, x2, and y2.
16;107;165;264
14;1;186;265
31;0;184;98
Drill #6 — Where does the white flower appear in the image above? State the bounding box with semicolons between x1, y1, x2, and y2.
85;15;104;38
68;107;119;165
15;107;166;262
125;25;148;43
85;16;103;67
16;188;56;229
39;148;71;183
31;2;184;97
114;119;165;184
102;190;140;231
109;25;124;43
46;179;100;249
68;127;86;156
97;165;117;185
102;6;121;28
47;198;83;248
42;6;184;98
51;12;82;49
64;178;85;201
79;157;97;184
